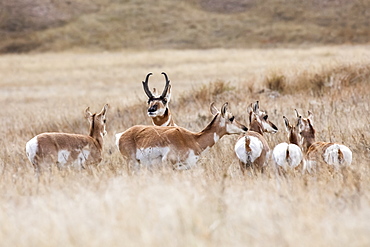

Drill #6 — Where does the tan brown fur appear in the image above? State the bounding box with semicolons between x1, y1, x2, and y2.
296;110;352;172
34;133;103;167
236;101;278;174
116;102;248;169
26;104;108;175
243;131;270;171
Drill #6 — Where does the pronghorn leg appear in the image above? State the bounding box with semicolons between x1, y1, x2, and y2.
260;166;265;174
249;164;256;177
33;164;41;182
240;161;253;177
127;159;140;175
281;167;288;179
239;161;246;175
276;166;282;176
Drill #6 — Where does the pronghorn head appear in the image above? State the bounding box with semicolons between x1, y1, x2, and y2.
210;102;248;135
283;116;300;146
295;109;315;150
248;101;278;134
85;104;109;138
142;72;171;118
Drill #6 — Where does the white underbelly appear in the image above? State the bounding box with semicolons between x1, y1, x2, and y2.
136;147;170;166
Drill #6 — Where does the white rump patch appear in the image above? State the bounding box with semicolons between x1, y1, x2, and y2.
115;132;124;149
286;144;303;168
58;150;71;166
272;142;289;167
25;136;38;165
324;144;352;168
273;143;303;169
234;136;263;164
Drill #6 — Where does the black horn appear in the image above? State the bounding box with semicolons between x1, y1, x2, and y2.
142;73;153;98
161;72;171;98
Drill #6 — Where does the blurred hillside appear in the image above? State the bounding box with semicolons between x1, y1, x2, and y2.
0;0;369;53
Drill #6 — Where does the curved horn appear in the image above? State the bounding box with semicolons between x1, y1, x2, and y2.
161;72;171;98
142;73;153;98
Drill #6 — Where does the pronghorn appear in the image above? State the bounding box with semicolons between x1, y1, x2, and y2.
115;102;248;170
234;101;278;174
142;72;176;126
272;116;303;173
25;104;109;174
296;110;352;173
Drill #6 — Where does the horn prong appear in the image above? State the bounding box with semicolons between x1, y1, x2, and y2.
161;72;171;98
142;73;153;98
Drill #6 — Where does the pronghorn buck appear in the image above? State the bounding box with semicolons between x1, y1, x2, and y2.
115;102;248;170
272;116;303;172
234;101;278;174
25;104;109;174
296;110;352;172
142;72;176;126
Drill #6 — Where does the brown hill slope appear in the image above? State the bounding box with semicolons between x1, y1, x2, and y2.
0;0;369;53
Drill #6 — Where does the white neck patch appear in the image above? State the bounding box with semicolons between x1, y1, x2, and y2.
214;133;220;143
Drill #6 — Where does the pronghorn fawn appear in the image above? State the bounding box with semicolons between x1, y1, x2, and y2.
296;110;352;173
272;116;303;174
142;72;176;126
235;101;278;174
25;104;109;175
116;102;248;170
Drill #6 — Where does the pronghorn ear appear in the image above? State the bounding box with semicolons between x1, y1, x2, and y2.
246;103;253;118
164;84;171;102
85;107;93;119
297;116;303;130
221;102;229;117
152;88;157;95
210;102;219;115
100;104;109;117
307;110;314;125
294;109;300;118
253;101;260;114
283;116;291;132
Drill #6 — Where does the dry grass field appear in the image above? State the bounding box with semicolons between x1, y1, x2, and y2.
0;45;369;246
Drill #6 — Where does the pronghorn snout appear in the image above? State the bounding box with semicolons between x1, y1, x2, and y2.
148;104;158;113
228;120;248;134
271;123;278;133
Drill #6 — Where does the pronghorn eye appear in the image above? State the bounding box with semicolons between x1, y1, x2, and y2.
263;115;268;121
103;119;106;123
229;116;235;122
160;97;167;105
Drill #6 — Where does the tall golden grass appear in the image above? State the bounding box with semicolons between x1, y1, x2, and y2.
0;46;369;246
